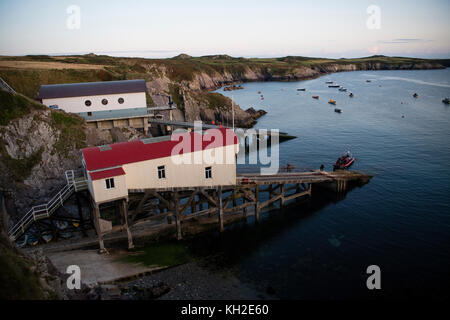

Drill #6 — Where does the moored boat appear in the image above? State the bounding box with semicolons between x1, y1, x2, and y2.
339;88;347;92
413;93;418;98
333;152;355;171
312;95;319;99
297;88;306;91
41;231;53;243
326;81;333;84
328;99;336;105
349;92;354;98
443;97;450;104
329;85;340;88
334;108;342;113
55;220;68;230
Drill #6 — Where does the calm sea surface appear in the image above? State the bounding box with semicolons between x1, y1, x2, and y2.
204;69;450;299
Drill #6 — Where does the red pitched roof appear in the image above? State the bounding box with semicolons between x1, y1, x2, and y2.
89;167;126;181
82;128;238;171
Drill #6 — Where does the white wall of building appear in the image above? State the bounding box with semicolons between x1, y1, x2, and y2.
87;144;238;203
90;174;128;204
42;92;146;113
122;144;238;190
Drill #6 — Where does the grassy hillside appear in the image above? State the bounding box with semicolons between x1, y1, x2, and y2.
1;54;448;99
0;91;86;182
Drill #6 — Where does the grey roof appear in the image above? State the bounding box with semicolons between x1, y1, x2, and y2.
38;79;146;99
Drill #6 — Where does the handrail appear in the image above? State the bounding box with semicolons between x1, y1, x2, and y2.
8;170;88;242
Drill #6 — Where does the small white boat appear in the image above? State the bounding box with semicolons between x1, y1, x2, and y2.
339;88;347;92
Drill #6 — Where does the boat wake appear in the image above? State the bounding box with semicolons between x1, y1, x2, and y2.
377;76;450;88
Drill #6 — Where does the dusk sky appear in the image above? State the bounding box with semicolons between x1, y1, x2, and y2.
0;0;449;58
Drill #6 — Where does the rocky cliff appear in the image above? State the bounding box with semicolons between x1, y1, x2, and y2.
0;91;143;222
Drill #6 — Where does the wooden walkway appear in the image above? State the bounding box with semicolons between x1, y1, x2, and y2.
123;170;372;245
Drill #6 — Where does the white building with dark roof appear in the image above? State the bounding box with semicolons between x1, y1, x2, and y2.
38;79;150;133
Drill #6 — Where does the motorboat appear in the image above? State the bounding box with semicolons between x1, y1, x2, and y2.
349;93;354;98
297;88;306;91
334;108;342;113
328;85;340;88
312;95;319;99
443;97;450;104
328;99;337;105
339;88;347;92
333;152;355;171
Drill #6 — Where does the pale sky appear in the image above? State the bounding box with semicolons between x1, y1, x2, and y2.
0;0;449;58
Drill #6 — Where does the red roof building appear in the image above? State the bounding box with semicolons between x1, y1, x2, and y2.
82;128;240;204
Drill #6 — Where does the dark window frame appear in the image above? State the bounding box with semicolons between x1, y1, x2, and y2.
105;178;115;189
158;165;166;179
85;100;92;107
205;166;212;179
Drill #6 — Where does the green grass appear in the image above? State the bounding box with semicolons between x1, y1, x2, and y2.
119;242;192;268
0;206;48;299
51;111;86;157
0;144;44;182
203;92;231;110
0;91;45;126
0;69;120;98
0;241;47;299
1;53;448;100
168;83;184;110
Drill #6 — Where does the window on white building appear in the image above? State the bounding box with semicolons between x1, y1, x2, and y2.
102;98;108;105
118;97;124;104
158;166;166;179
85;100;92;107
205;167;212;179
105;178;115;189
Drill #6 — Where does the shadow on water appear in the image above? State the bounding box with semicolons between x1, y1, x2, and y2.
185;182;366;268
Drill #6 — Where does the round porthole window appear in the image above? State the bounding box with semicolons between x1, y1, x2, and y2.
118;97;124;104
102;99;108;105
85;100;92;107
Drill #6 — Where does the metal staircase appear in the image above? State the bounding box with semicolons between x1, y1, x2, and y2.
0;76;16;94
8;170;88;242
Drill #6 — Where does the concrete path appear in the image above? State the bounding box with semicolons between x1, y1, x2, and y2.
47;248;163;285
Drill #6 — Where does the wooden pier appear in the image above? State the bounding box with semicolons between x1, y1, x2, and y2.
9;169;371;250
123;170;372;242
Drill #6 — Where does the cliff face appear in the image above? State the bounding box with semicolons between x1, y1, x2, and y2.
141;59;445;126
0;91;143;221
